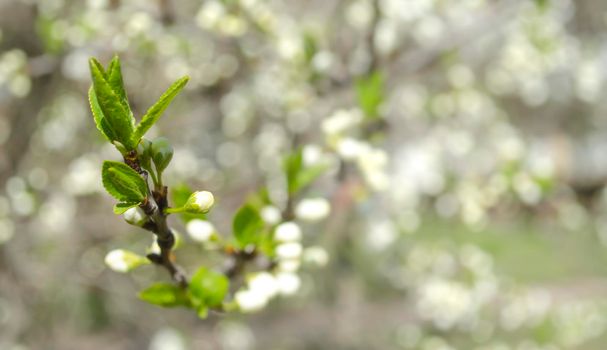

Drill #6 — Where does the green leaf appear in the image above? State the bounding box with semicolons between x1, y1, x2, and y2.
89;86;118;142
101;161;148;203
139;283;190;308
284;149;304;195
189;267;229;309
283;149;328;194
232;204;264;247
89;58;136;150
355;71;384;119
113;201;140;214
295;163;328;193
132;76;189;142
107;56;130;113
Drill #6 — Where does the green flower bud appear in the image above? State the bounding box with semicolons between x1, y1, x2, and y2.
137;138;153;172
185;191;215;213
151;137;173;173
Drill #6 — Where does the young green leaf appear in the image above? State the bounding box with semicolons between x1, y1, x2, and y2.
189;267;229;309
132;76;189;143
139;283;190;308
89;58;136;150
295;164;328;194
101;161;148;203
232;204;264;247
355;71;384;120
284;149;303;195
283;149;328;194
106;56;130;113
113;201;140;214
88;86;118;142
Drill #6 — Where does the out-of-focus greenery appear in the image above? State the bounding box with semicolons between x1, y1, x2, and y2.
3;0;607;349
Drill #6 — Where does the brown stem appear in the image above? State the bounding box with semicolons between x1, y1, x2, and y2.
139;185;189;287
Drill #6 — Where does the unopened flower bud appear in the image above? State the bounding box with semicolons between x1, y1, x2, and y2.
274;222;301;242
137;138;153;172
275;242;303;260
104;249;148;273
295;198;330;222
123;207;147;226
276;272;301;295
151;137;173;173
186;219;216;242
260;205;281;225
234;289;268;313
185;191;215;213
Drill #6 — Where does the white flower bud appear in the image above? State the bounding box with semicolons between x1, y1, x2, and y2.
248;272;278;300
260;205;281;225
104;249;148;273
123;207;147;226
275;242;303;260
321;109;363;136
186;219;215;242
302;144;322;166
278;259;301;272
274;222;301;242
185;191;214;213
276;272;301;295
149;238;161;255
234;289;268;313
336;137;368;160
303;246;329;267
295;198;330;222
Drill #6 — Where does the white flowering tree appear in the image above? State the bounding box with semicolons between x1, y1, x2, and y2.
3;0;607;349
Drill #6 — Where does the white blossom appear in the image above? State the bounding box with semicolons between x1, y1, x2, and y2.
275;242;303;260
186;219;215;242
104;249;147;273
234;289;268;313
276;272;301;295
123;207;146;226
303;246;329;267
295;198;330;222
277;259;301;272
321;108;362;136
248;272;279;300
186;191;214;213
274;222;302;242
260;205;281;225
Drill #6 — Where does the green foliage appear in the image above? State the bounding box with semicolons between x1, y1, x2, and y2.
89;58;136;150
113;201;140;214
36;16;64;54
188;267;229;318
284;149;328;195
232;204;264;247
132;76;189;142
150;137;174;174
355;71;384;119
139;283;190;308
101;161;148;204
106;56;130;113
535;0;549;11
89;87;119;143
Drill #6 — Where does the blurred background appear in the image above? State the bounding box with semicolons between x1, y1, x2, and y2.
3;0;607;349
